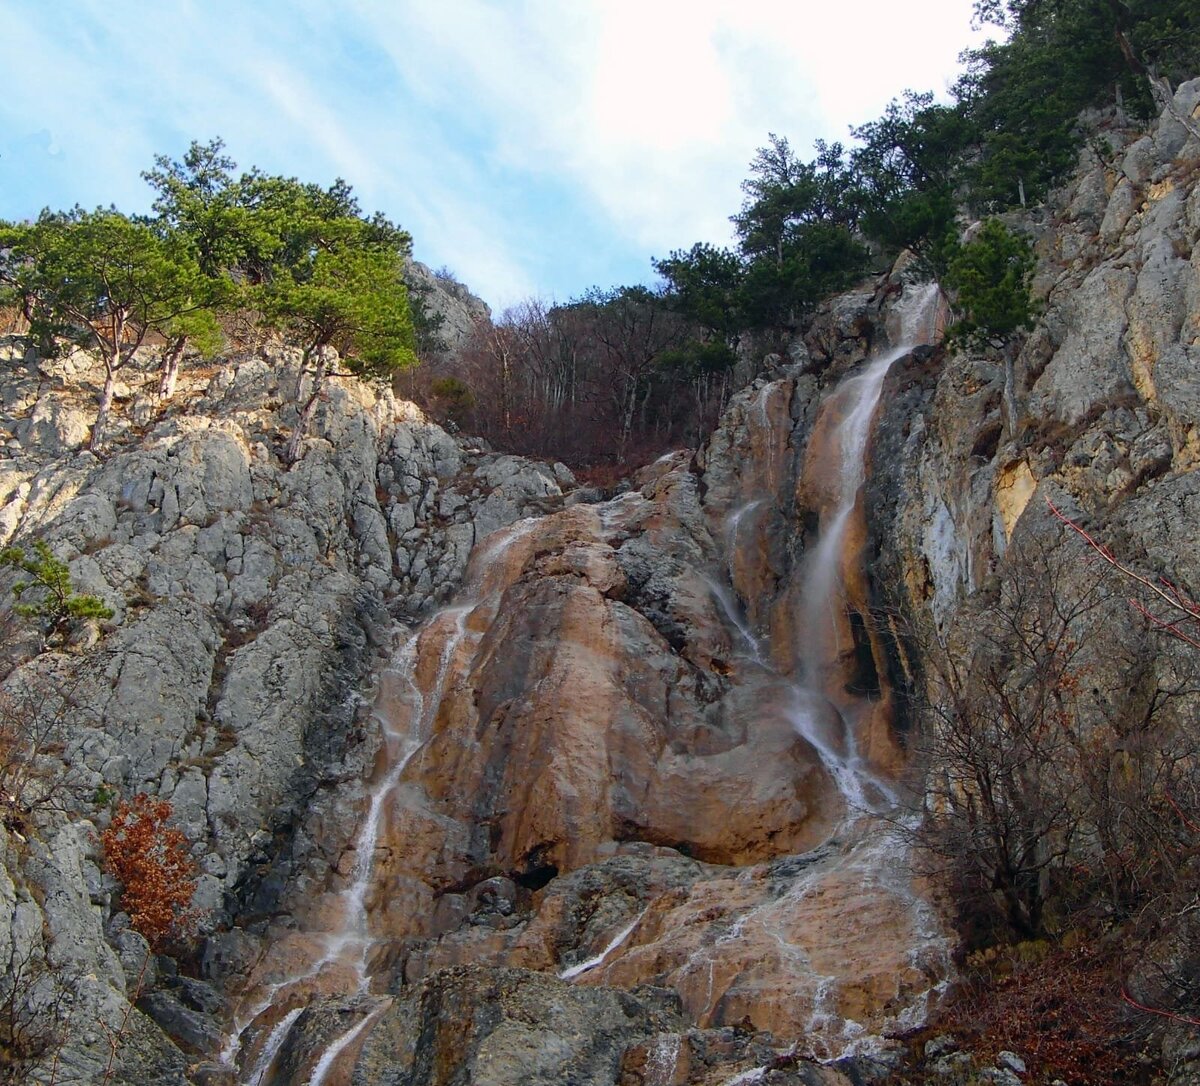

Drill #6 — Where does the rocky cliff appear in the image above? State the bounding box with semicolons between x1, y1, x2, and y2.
0;337;569;1082
0;81;1197;1086
402;259;491;356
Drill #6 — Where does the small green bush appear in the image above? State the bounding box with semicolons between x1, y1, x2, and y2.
429;376;476;426
1;541;113;643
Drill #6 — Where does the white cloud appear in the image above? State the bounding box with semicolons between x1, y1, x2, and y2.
351;0;988;272
4;0;990;308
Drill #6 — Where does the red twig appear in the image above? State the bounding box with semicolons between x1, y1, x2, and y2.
1047;499;1200;648
1163;789;1200;836
1120;987;1200;1027
1129;598;1200;651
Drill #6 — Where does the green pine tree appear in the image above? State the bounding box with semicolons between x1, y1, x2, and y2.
1;541;114;645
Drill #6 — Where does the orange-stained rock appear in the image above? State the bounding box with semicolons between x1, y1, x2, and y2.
353;476;842;927
574;824;950;1056
225;283;954;1081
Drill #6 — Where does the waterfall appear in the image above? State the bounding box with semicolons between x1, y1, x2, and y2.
219;281;946;1081
219;518;538;1084
667;281;954;1064
790;281;941;813
710;282;941;819
798;281;941;679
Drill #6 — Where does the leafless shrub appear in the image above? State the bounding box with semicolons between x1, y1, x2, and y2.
906;510;1200;1054
911;529;1130;939
0;932;76;1084
0;674;96;840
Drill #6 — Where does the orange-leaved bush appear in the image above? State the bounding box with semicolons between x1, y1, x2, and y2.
101;793;199;951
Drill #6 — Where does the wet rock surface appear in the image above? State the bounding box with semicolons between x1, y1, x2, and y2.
2;83;1198;1085
0;341;567;1081
217;281;952;1083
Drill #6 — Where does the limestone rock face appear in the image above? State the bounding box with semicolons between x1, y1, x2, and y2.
403;258;492;353
0;339;564;1079
271;967;853;1086
348;967;672;1086
870;77;1200;647
236;88;1200;1083
861;83;1200;1086
3;81;1199;1086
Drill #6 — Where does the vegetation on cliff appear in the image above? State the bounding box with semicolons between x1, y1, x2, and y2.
410;0;1196;474
4;1;1192;475
0;140;416;461
0;542;113;646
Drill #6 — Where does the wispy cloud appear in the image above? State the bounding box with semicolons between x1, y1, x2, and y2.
2;0;988;308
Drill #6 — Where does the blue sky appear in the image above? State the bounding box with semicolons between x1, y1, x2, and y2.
1;0;990;312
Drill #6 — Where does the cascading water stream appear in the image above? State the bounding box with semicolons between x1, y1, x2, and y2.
796;334;918;679
221;519;538;1085
792;281;940;814
711;282;941;820
305;1002;389;1086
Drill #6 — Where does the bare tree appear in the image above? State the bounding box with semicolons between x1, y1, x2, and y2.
912;529;1125;937
0;672;96;840
0;939;76;1085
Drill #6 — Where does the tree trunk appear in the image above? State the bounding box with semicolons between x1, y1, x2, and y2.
501;344;512;438
285;350;328;465
1147;72;1200;143
1102;5;1200;142
158;335;188;400
90;359;117;453
617;383;637;464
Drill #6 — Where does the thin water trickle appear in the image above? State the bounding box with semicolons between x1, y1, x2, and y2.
701;572;764;664
307;1001;390;1086
558;909;647;981
725;499;763;570
752;381;785;498
245;1007;302;1086
220;519;539;1082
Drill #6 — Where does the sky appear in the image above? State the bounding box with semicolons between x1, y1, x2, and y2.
1;1;992;312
